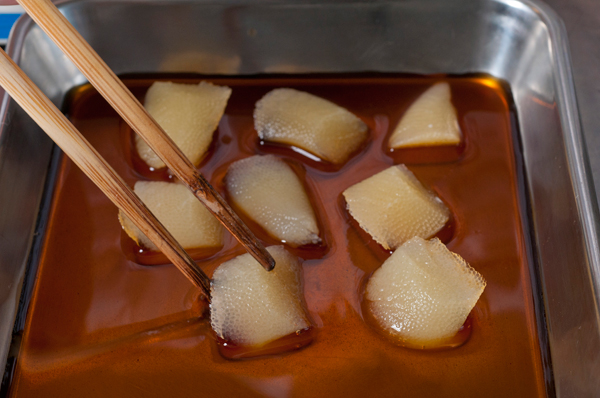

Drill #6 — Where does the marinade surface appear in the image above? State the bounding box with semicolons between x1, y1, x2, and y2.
9;76;547;397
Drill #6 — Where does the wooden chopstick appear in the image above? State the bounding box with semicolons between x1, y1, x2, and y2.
17;0;276;272
0;47;212;299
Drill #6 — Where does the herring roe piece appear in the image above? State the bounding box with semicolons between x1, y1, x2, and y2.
225;154;320;247
210;246;310;347
366;237;486;347
137;81;231;169
254;88;368;164
119;181;223;250
343;165;449;250
388;82;461;149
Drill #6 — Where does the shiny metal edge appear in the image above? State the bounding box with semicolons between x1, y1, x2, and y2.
529;0;600;309
0;0;599;396
518;1;600;395
0;11;53;383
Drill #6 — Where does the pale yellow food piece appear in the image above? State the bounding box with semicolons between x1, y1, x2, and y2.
366;237;486;347
210;246;310;347
343;165;449;250
119;181;223;251
226;155;320;247
136;81;231;169
388;82;461;148
254;88;368;164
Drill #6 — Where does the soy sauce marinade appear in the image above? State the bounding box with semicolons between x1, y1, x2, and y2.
9;76;547;397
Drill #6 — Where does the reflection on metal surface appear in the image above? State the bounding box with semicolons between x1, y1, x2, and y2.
0;0;598;395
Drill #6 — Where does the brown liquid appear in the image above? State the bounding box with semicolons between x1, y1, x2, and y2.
217;327;315;360
9;76;548;397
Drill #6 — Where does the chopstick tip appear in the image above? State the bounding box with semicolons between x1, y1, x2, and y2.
265;256;276;272
257;249;276;272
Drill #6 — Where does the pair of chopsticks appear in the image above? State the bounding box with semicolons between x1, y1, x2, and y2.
0;0;275;300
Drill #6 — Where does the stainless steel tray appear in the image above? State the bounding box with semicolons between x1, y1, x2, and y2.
0;0;598;396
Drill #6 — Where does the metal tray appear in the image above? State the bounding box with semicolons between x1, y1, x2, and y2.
0;0;598;396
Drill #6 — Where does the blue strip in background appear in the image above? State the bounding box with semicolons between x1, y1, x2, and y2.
0;14;22;41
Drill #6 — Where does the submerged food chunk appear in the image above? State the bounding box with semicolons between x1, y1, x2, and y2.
343;165;449;250
366;237;486;348
119;181;223;250
388;82;461;148
225;155;320;247
136;81;231;169
254;88;368;164
210;246;311;348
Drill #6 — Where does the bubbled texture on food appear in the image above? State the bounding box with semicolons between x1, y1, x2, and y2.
366;237;486;346
254;88;368;164
225;155;320;247
343;165;449;250
388;82;461;148
136;81;231;169
118;181;223;250
210;246;310;347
